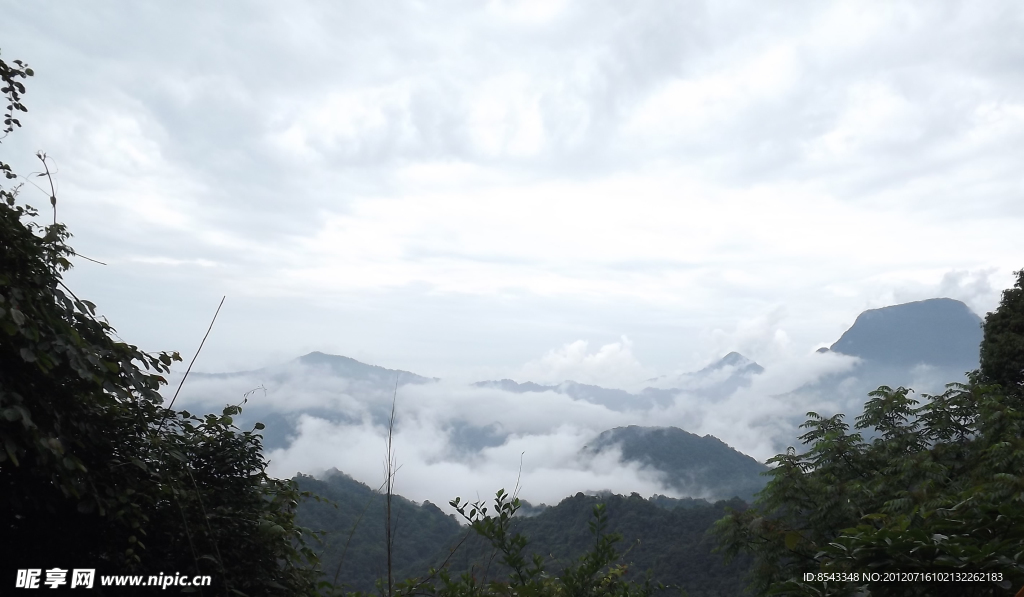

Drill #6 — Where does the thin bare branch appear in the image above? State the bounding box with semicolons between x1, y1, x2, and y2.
166;295;226;413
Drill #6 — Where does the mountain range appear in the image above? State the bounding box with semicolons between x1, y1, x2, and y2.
173;296;992;594
270;297;986;595
181;296;985;505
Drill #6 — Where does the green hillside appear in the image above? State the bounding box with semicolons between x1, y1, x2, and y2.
583;426;769;502
297;472;752;596
294;471;464;592
464;492;752;597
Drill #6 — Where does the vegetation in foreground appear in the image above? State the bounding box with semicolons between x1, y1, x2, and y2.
715;270;1024;596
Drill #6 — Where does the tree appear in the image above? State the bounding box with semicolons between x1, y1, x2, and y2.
1;50;324;595
980;269;1024;394
713;272;1024;596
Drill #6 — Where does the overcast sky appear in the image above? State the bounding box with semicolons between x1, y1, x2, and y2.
3;1;1022;386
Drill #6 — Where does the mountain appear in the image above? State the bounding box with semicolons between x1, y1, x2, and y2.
581;426;769;502
696;351;765;376
643;351;765;399
472;379;678;411
496;492;750;597
295;351;437;385
473;352;763;410
825;298;983;369
192;351;436;386
793;298;985;429
295;471;751;597
294;470;463;592
185;352;437;449
449;491;752;597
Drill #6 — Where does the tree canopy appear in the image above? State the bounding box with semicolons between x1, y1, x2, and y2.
714;276;1024;596
980;269;1024;394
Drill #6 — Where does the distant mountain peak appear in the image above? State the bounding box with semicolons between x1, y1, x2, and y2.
829;298;982;368
293;351;437;384
720;351;748;364
298;351;362;366
697;352;764;375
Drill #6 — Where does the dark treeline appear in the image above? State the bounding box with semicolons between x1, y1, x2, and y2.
297;471;750;596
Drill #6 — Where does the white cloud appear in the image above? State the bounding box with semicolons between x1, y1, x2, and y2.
518;336;654;389
876;268;1006;317
699;306;790;365
167;337;882;511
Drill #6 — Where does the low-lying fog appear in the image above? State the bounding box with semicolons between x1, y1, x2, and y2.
167;337;971;510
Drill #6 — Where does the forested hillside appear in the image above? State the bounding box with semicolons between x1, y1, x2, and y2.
582;425;769;501
450;491;751;597
294;471;464;592
296;472;751;596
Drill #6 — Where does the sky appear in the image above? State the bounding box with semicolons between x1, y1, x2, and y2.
3;1;1024;505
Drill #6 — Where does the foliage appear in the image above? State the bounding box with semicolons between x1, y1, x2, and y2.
304;473;749;597
475;491;748;597
295;472;464;593
396;489;670;597
713;278;1024;597
980;269;1024;393
0;50;323;595
1;48;32;141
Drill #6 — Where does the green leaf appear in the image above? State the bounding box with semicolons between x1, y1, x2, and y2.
784;531;801;550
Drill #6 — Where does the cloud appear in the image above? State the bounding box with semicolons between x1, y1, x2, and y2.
650;349;864;458
703;306;791;365
935;269;1001;316
879;268;1005;317
185;368;689;508
168;338;875;512
265;415;672;507
518;336;654;389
